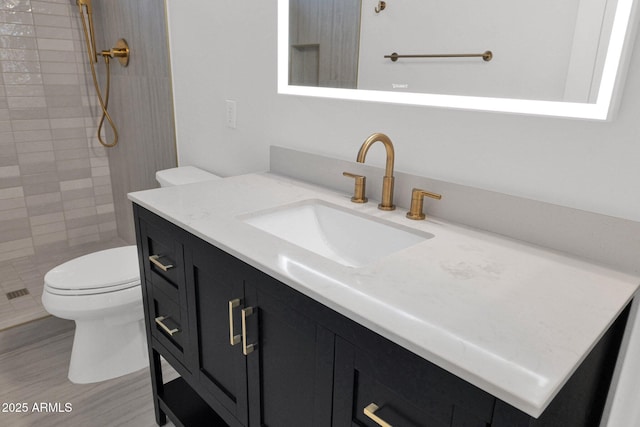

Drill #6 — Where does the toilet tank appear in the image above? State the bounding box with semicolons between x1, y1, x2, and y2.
156;166;221;187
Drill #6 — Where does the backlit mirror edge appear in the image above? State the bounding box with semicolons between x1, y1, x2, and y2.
277;0;639;121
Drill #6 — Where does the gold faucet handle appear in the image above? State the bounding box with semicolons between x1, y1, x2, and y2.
406;188;442;220
343;172;368;203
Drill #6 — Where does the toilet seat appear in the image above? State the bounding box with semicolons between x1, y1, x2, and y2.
44;246;140;296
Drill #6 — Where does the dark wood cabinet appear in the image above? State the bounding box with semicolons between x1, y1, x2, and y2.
243;268;335;427
133;204;629;427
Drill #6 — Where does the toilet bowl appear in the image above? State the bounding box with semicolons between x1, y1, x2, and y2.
42;166;221;384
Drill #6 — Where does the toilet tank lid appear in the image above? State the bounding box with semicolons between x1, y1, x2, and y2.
156;166;221;187
44;246;140;291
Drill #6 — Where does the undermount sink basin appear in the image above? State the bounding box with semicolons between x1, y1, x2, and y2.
241;200;433;267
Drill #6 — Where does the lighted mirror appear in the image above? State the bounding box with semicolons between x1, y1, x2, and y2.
278;0;639;120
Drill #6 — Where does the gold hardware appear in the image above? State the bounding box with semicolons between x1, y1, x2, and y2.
385;50;493;62
364;403;393;427
155;316;179;336
228;298;242;346
241;307;257;355
148;254;174;272
406;188;442;220
76;1;129;147
101;39;130;67
375;1;386;13
343;172;368;203
356;133;395;210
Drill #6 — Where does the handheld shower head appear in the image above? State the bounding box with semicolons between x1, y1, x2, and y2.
77;0;97;63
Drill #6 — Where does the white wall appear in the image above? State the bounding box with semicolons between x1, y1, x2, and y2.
167;0;640;224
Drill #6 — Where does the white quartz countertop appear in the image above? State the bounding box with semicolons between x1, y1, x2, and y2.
128;173;639;417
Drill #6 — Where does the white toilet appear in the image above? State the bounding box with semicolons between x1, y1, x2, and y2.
42;166;221;384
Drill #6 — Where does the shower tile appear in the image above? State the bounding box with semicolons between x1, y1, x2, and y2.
96;203;114;215
1;60;40;73
33;14;70;29
22;179;58;196
46;95;82;108
7;96;46;108
42;73;78;85
33;25;71;39
9;107;48;119
62;196;94;211
53;148;88;161
67;224;98;239
0;35;37;49
64;205;95;220
38;49;74;62
91;165;109;177
40;61;76;75
13;129;51;142
0;0;33;13
68;233;99;247
0;48;38;61
0;207;27;222
25;191;60;207
11;118;49;130
56;157;89;172
0;223;31;242
0;22;35;37
32;230;66;247
17;151;54;164
0;165;20;178
56;167;90;181
2;72;42;85
51;126;84;139
59;177;92;191
0;11;34;25
15;140;53;153
49;117;84;128
29;211;63;226
0;186;24;200
36;37;72;51
65;214;96;230
30;220;65;236
0;197;25;211
31;1;69;16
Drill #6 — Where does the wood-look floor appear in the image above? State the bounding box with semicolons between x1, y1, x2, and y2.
0;316;176;427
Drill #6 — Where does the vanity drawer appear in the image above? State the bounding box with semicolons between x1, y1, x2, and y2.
149;282;189;364
138;214;184;292
333;336;494;427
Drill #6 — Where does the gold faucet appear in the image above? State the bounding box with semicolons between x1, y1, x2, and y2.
356;133;395;210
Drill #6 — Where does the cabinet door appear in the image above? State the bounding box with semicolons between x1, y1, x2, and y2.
333;337;494;427
243;271;335;427
185;237;249;426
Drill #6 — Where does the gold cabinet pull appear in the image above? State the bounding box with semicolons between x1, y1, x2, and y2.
228;298;241;346
364;403;393;427
241;307;257;356
149;254;174;271
155;316;179;336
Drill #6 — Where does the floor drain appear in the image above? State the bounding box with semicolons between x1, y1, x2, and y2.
6;288;30;300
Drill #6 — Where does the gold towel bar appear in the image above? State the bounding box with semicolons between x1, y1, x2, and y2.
385;50;493;62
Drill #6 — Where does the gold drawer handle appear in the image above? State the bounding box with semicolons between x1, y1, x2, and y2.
155;316;179;336
149;254;174;272
241;307;257;356
364;403;393;427
228;298;241;346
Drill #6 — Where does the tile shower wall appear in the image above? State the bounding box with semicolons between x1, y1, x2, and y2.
0;0;117;263
94;0;178;244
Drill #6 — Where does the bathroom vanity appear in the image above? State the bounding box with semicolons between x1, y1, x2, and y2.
130;173;638;427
